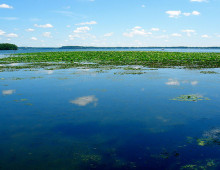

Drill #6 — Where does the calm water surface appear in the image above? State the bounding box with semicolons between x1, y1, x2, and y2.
0;67;220;169
0;47;220;58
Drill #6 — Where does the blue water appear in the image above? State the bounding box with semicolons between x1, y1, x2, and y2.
0;66;220;169
0;47;220;58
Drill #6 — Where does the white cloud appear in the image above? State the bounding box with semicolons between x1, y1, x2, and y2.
0;4;13;9
31;37;37;41
73;26;90;33
182;29;196;37
167;10;200;18
183;13;191;16
26;28;35;32
76;21;97;25
166;11;181;18
166;79;180;86
2;90;15;95
192;11;200;16
141;5;146;8
151;28;160;31
201;34;210;38
123;26;152;37
34;24;53;28
70;95;98;106
190;0;207;2
42;32;52;38
171;33;182;37
0;17;18;20
0;30;5;35
5;33;18;38
104;32;114;37
66;25;71;28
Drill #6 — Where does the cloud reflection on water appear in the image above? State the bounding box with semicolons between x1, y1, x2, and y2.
70;95;98;106
166;79;199;86
2;89;15;95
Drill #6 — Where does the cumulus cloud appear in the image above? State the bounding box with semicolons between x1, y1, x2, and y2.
192;11;200;16
34;24;53;28
182;29;196;36
0;4;13;9
166;11;181;18
31;37;37;41
183;13;191;16
167;10;200;18
0;30;5;35
76;21;97;25
201;34;210;38
2;89;15;95
5;33;18;38
151;28;160;31
123;26;152;37
42;32;52;38
26;28;35;32
70;95;98;106
73;26;90;33
104;32;114;37
190;0;207;2
171;33;182;37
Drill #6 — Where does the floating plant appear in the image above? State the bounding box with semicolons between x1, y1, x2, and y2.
170;94;210;102
200;71;219;74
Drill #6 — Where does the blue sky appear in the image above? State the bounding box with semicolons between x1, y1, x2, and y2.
0;0;219;47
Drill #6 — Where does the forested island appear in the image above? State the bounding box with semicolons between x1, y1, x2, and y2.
0;43;18;50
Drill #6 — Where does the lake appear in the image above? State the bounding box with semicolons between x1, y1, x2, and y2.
0;65;219;169
1;47;220;58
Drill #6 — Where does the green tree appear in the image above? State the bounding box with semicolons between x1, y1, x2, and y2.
0;43;18;50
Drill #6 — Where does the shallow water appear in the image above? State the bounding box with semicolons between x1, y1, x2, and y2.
0;67;220;169
0;47;220;58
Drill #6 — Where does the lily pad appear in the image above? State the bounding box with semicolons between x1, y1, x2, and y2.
170;94;210;102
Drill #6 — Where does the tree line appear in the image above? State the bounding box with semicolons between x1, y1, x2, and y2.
0;43;18;50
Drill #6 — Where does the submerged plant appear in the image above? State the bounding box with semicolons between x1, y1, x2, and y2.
180;159;218;169
200;71;219;74
170;94;210;102
197;128;220;146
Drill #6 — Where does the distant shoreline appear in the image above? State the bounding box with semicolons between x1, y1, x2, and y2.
19;46;220;49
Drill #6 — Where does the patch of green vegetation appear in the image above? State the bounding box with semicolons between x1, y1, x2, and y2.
114;71;147;75
13;99;28;103
170;94;210;102
11;77;25;80
200;71;219;74
0;43;18;50
180;159;218;170
1;51;220;68
25;103;33;106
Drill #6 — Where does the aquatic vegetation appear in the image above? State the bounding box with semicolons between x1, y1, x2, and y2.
114;71;147;75
13;99;28;102
0;51;220;68
200;71;219;74
180;159;218;169
197;128;220;146
170;94;210;102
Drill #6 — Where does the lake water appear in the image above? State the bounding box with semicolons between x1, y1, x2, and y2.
0;66;220;169
0;47;220;58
